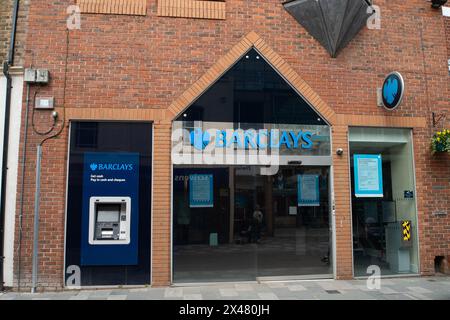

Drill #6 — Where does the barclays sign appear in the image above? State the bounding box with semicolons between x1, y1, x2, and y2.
90;163;134;171
189;128;314;151
172;121;331;170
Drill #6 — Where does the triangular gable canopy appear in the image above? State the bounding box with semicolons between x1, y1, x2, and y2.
175;49;327;126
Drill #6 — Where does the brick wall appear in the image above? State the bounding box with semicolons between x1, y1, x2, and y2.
0;0;29;66
12;0;450;289
446;16;450;61
331;126;353;279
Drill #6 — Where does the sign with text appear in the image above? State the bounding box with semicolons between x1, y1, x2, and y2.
354;154;383;198
298;174;320;206
81;152;139;266
189;174;214;208
172;121;331;166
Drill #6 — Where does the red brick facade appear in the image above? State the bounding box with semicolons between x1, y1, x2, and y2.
0;0;29;66
10;0;450;290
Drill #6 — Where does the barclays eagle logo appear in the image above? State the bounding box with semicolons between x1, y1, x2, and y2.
90;163;98;171
189;128;211;150
383;76;399;105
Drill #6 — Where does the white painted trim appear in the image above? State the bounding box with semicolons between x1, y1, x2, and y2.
0;74;23;287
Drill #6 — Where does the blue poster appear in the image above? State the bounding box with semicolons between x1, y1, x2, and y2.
81;152;139;266
354;154;383;198
298;174;320;207
189;174;214;208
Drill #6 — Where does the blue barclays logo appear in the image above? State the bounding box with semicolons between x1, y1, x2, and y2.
189;128;314;151
381;72;404;110
189;128;211;150
383;76;398;105
89;162;134;171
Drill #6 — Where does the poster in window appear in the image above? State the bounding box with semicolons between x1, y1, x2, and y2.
298;174;320;207
354;154;383;198
189;174;214;208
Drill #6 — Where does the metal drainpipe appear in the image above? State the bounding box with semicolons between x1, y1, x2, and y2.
31;145;42;294
0;0;20;292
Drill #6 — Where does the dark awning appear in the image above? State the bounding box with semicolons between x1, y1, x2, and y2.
284;0;375;57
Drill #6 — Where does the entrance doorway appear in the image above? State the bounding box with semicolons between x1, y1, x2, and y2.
172;165;332;283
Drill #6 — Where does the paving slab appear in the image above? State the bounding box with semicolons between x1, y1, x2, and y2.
183;294;203;300
219;288;239;297
257;292;279;300
1;276;449;300
107;295;128;300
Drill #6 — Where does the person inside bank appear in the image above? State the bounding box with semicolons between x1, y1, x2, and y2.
251;205;263;243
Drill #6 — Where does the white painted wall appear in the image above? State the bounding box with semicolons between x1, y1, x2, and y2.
0;74;23;287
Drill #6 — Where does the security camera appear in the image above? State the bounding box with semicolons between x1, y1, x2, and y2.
336;148;344;156
431;0;447;9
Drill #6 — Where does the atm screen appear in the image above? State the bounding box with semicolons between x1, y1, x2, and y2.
96;204;121;222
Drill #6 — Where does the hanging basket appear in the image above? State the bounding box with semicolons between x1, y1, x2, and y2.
431;129;450;154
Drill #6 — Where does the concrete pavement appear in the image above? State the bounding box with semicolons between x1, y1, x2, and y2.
1;275;449;300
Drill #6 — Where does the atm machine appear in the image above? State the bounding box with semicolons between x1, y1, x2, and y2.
80;152;139;266
89;197;131;245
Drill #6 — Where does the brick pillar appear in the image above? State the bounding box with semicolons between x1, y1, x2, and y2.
151;121;172;286
332;125;353;279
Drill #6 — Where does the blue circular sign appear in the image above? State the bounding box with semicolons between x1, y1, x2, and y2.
382;72;404;110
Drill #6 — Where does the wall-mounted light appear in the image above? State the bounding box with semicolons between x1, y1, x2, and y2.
336;148;344;156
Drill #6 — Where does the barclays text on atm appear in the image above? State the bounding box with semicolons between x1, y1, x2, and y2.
90;163;134;171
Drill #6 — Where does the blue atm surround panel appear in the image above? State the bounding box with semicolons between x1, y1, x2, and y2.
80;152;139;266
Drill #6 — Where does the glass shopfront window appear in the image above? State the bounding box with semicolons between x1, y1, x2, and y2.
173;165;332;283
349;127;419;276
172;49;333;283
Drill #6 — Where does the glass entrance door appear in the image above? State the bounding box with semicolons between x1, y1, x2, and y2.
173;167;257;283
233;166;332;279
173;165;332;283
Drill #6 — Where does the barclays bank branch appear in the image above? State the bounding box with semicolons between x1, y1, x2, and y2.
4;0;450;293
9;0;442;290
62;43;422;286
61;45;422;287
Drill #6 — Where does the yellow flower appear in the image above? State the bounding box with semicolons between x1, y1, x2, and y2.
437;137;440;142
437;131;441;135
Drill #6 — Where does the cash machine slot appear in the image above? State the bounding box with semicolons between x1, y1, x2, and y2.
89;197;131;245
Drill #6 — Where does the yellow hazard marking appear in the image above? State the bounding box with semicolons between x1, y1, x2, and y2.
402;220;411;241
